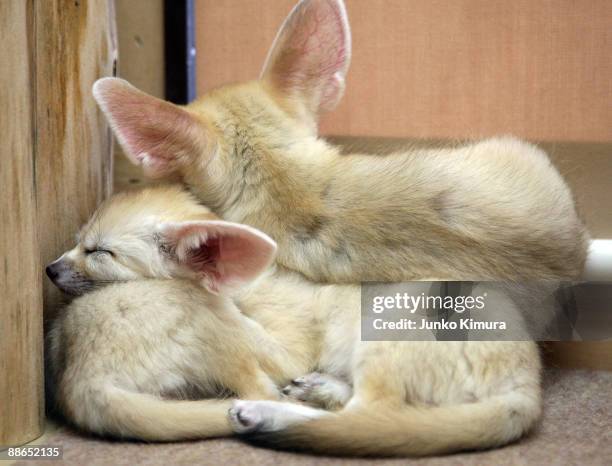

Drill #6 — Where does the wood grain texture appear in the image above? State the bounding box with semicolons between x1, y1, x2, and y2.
196;0;612;142
1;0;115;446
0;1;44;447
34;0;116;320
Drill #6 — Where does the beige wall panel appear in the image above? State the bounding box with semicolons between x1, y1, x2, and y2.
114;0;164;191
196;0;293;90
115;0;164;97
0;1;44;447
544;143;612;239
545;342;612;371
196;0;612;142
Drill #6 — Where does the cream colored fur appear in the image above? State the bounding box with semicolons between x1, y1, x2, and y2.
92;0;588;283
47;186;542;456
55;0;589;456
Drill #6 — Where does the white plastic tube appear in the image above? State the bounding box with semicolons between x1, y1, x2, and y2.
583;239;612;281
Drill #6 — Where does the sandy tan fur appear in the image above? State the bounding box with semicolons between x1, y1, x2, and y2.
93;0;588;284
95;75;589;282
48;186;542;455
73;0;589;455
189;89;589;282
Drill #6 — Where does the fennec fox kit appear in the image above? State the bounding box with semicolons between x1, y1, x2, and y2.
47;186;541;456
93;0;588;283
46;187;284;440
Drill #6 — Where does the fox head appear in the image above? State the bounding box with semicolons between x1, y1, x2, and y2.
92;0;351;213
45;186;277;296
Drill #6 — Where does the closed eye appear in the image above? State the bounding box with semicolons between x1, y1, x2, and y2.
84;248;114;257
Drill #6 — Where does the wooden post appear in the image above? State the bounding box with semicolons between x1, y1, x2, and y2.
0;0;116;447
35;0;116;320
0;1;44;448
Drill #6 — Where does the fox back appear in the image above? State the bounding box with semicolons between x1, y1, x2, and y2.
93;0;589;282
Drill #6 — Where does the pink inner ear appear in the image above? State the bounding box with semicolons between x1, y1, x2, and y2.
216;231;275;288
286;0;349;77
261;0;351;114
93;78;199;178
164;221;277;293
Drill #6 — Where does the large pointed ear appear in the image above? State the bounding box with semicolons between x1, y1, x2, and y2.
158;221;277;294
261;0;351;118
93;78;206;178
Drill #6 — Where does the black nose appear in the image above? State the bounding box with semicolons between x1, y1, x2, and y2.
46;264;59;280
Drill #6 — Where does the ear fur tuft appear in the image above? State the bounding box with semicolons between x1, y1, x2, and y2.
159;221;277;294
93;78;204;178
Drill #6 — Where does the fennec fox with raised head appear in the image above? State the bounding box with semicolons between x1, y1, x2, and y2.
47;186;541;456
92;0;588;283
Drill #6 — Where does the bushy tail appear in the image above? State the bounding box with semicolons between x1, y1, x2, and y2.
76;386;234;441
251;393;541;457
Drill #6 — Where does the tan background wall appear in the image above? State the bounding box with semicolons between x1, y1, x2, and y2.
113;0;164;190
196;0;612;142
115;0;164;98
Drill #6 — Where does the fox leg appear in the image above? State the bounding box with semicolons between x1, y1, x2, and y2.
281;372;352;410
227;374;393;435
228;399;329;434
228;346;405;434
227;363;281;400
227;380;368;434
228;376;362;434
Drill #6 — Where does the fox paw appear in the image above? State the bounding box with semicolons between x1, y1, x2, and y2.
228;400;323;434
281;372;352;409
228;400;266;434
